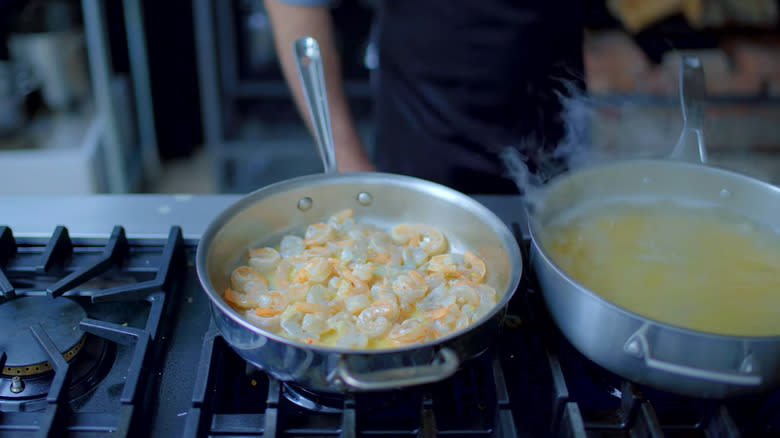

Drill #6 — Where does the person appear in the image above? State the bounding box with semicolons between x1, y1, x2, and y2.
264;0;586;194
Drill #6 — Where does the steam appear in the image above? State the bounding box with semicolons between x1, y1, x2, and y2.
502;76;683;215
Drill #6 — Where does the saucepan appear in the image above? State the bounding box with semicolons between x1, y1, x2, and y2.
528;56;780;399
196;37;522;394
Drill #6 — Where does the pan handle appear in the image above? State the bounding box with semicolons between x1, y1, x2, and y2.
670;56;708;164
332;347;460;391
293;36;338;174
623;325;762;386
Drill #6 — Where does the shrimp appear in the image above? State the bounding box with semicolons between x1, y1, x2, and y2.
345;294;371;314
356;299;399;338
306;284;333;307
247;247;282;272
327;311;357;335
388;317;431;345
424;273;447;289
335;265;369;296
304;223;335;247
463;250;487;282
335;331;369;349
431;306;469;336
416;285;454;312
327;208;354;229
294;301;328;315
254;291;287;317
301;313;328;335
449;282;480;308
426;254;465;277
293;257;332;284
402;246;428;268
391;224;447;255
275;259;296;287
224;287;258;310
280;235;305;258
230;266;268;294
244;310;281;330
392;270;429;304
349;262;375;282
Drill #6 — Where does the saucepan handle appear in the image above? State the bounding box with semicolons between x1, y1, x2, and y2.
669;56;709;164
293;36;338;174
333;347;460;391
623;325;762;386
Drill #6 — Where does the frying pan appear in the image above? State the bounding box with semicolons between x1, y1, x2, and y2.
196;37;523;393
529;56;780;399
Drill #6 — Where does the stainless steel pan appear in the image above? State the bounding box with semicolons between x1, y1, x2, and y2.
195;37;523;394
528;56;780;399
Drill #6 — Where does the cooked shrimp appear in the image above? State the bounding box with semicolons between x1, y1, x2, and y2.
424;272;447;290
335;331;369;349
306;284;333;307
356;299;399;338
391;224;447;255
275;259;296;287
254;291;287;317
392;270;429;303
226;209;497;349
426;254;465;277
304;223;335;247
350;262;375;282
335;265;369;296
432;306;469;336
327;208;354;226
293;257;332;284
248;247;282;272
230;266;268;294
224;287;258;310
449;282;480;308
327;311;357;335
295;301;327;314
388;318;431;345
244;310;281;330
301;313;328;335
402;246;428;268
280;235;305;258
463;250;487;282
345;294;371;314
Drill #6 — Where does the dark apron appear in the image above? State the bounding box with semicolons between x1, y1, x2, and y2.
371;0;585;194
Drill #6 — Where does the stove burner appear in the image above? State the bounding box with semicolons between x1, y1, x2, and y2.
0;334;115;410
280;381;427;415
282;382;345;413
0;296;86;376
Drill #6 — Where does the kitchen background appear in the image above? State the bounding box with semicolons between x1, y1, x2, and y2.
0;0;778;195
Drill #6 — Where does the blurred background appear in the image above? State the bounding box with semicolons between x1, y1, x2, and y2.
0;0;778;194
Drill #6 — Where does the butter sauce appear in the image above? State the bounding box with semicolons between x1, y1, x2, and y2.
543;201;780;337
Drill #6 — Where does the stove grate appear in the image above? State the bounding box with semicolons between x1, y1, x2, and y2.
0;225;187;437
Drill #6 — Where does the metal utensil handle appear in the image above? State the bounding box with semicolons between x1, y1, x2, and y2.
333;347;460;391
670;56;708;163
624;328;762;386
293;36;338;173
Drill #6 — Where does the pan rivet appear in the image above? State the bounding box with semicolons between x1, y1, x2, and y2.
719;189;732;198
357;192;373;206
297;197;313;211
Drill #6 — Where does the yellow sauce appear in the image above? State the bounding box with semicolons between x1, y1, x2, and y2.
543;201;780;337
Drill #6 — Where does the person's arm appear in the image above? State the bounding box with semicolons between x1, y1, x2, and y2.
263;0;375;172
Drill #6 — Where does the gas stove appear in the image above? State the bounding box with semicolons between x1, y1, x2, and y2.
0;196;777;437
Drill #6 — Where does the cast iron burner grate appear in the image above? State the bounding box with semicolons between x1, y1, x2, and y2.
0;225;186;437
